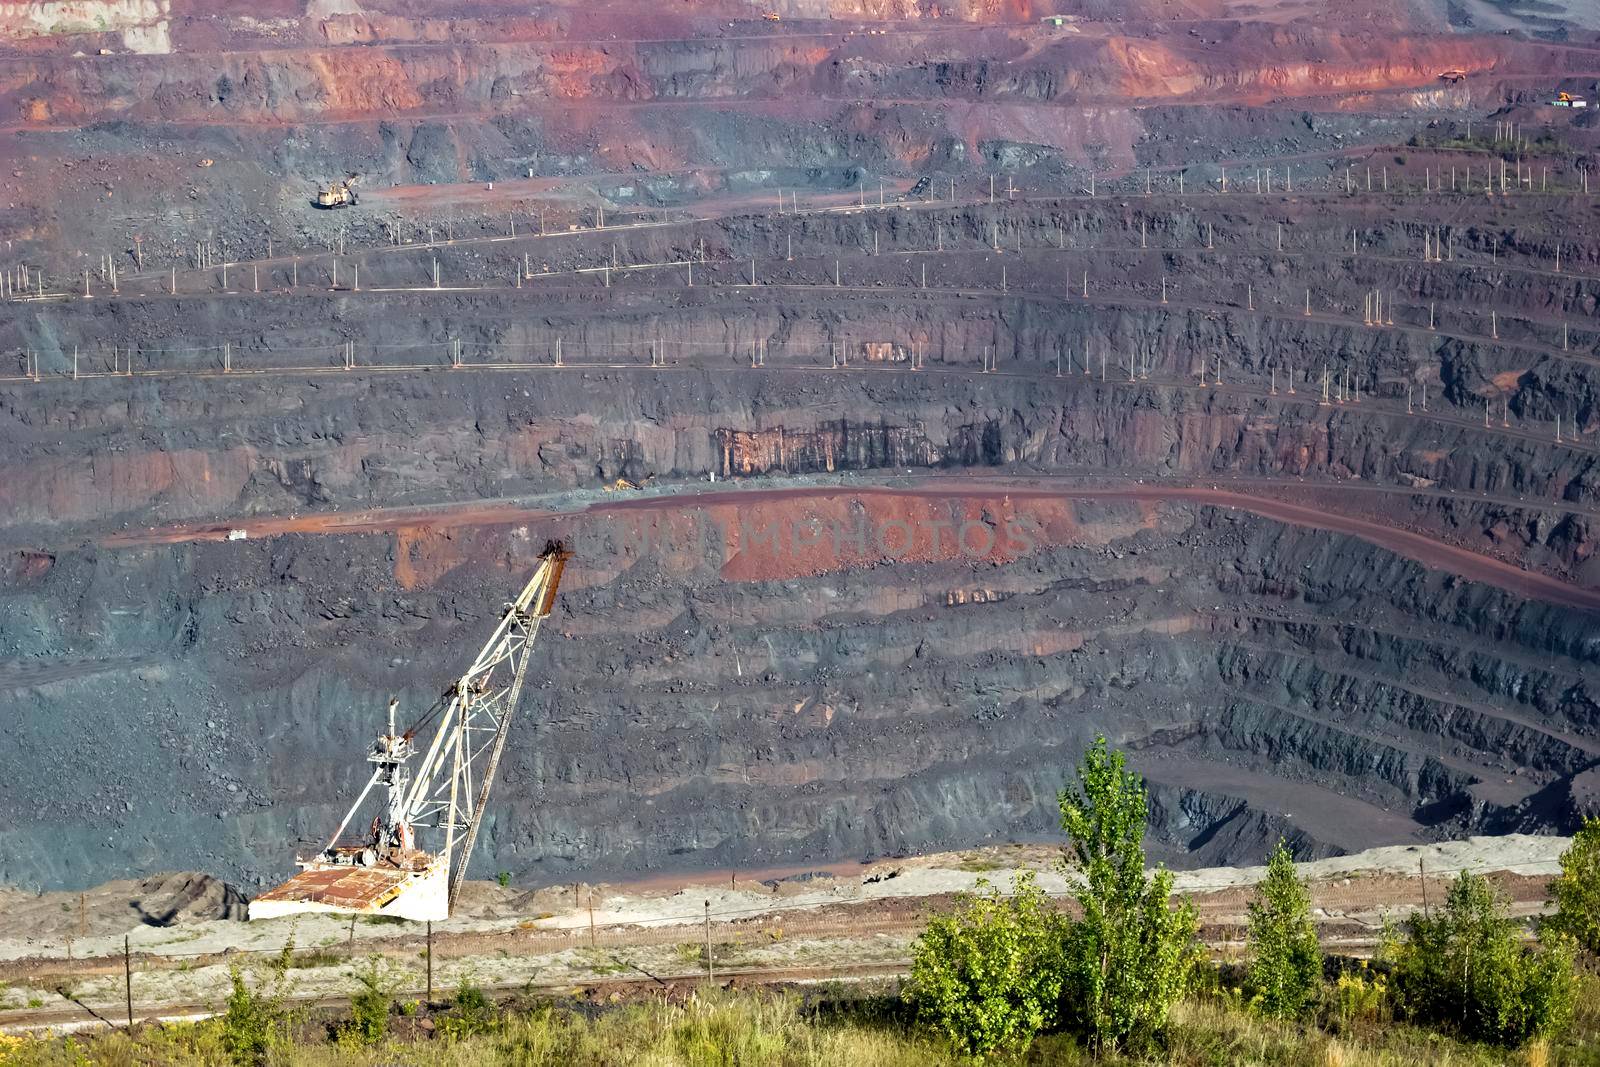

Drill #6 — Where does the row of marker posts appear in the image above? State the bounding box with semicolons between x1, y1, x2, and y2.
20;326;1588;444
33;196;1592;301
13;184;1594;442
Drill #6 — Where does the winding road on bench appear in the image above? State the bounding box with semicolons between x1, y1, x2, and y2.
95;474;1600;613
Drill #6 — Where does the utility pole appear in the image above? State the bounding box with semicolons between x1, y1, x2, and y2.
124;936;133;1030
704;901;714;981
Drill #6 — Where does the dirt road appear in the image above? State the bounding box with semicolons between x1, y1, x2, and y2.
97;476;1600;612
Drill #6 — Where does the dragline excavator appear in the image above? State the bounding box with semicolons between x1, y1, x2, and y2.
250;542;571;922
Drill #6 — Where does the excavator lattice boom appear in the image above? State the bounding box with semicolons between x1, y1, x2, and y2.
250;541;570;921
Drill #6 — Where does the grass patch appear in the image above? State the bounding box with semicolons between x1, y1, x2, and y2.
285;950;345;969
3;974;1597;1064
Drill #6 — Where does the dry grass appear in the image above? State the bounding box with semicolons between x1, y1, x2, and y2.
4;977;1596;1066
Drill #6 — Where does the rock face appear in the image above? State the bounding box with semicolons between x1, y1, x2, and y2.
1;0;1599;895
0;356;1596;892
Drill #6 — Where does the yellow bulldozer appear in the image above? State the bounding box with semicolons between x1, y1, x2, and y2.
315;175;359;209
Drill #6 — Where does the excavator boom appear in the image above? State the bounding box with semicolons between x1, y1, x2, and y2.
251;542;570;921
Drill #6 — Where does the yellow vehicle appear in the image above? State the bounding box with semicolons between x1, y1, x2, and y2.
763;11;780;20
315;175;359;209
602;476;653;492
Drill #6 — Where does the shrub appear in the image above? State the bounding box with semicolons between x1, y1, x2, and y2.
1546;816;1600;957
220;964;288;1066
1056;737;1199;1053
1389;871;1577;1046
342;956;400;1046
1245;840;1322;1019
1328;966;1388;1030
436;977;497;1041
497;871;513;889
903;871;1067;1057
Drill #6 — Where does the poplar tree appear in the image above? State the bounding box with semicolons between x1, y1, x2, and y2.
1056;737;1198;1052
1246;840;1322;1019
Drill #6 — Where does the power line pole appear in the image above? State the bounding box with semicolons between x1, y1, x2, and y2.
124;936;134;1030
704;901;714;981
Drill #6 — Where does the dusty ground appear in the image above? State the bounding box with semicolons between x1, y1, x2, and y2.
0;832;1569;1036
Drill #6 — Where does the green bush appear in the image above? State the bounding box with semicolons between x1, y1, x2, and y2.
903;871;1067;1057
1546;817;1600;957
1056;737;1199;1053
436;977;498;1041
342;956;401;1046
219;964;289;1066
1245;840;1322;1019
1389;871;1576;1046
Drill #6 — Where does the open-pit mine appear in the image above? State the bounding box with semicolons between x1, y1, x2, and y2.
1;0;1599;945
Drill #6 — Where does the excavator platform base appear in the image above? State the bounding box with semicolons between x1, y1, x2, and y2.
249;855;447;922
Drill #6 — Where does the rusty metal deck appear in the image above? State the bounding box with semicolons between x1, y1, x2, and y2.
254;865;413;910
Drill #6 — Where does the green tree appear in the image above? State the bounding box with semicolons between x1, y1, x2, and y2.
1245;839;1322;1019
1056;737;1198;1052
1390;871;1576;1046
1546;816;1600;957
904;872;1067;1058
